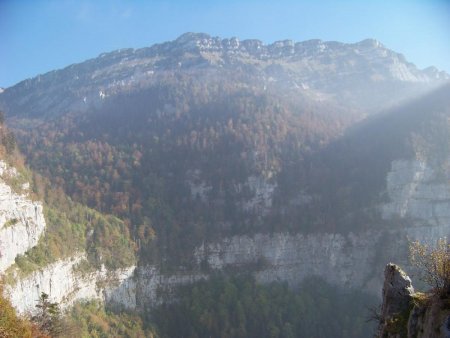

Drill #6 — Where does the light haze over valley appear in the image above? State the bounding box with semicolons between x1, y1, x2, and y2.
0;1;449;337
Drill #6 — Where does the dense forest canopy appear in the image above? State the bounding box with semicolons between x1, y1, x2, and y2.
8;72;360;265
152;274;377;338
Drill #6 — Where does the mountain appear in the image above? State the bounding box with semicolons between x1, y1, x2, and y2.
1;33;450;337
1;33;447;121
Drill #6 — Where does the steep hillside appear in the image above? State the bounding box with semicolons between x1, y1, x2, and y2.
1;34;448;268
0;122;135;315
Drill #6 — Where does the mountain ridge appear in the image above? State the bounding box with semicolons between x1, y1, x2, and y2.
1;33;448;121
5;33;450;88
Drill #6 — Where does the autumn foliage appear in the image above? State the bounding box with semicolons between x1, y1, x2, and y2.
409;238;450;295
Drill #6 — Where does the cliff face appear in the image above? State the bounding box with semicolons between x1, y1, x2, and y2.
0;160;45;272
195;232;379;287
378;264;415;338
0;159;135;315
196;156;450;291
120;155;450;309
5;254;134;315
382;159;450;226
3;148;450;316
103;154;450;311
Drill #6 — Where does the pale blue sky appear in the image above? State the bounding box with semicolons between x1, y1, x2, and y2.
0;0;449;87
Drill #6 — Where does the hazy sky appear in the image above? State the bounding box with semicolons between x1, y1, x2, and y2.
0;0;449;88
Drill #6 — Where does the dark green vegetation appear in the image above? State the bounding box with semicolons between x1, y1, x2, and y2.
32;292;63;337
152;274;377;338
64;301;156;338
2;274;375;338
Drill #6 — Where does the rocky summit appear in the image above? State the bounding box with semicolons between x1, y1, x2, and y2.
1;33;447;120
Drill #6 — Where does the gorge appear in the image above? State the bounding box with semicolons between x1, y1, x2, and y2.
1;33;449;336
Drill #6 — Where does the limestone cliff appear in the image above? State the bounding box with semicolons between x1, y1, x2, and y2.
382;159;450;227
5;254;135;315
2;143;450;318
78;156;450;311
0;159;135;315
0;160;45;272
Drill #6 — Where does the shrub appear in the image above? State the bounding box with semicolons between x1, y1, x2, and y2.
0;283;48;338
409;238;450;295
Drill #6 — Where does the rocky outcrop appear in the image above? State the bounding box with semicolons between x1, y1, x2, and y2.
0;161;46;272
381;264;414;322
102;265;207;312
378;264;415;337
5;254;135;315
135;267;206;309
377;264;450;338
